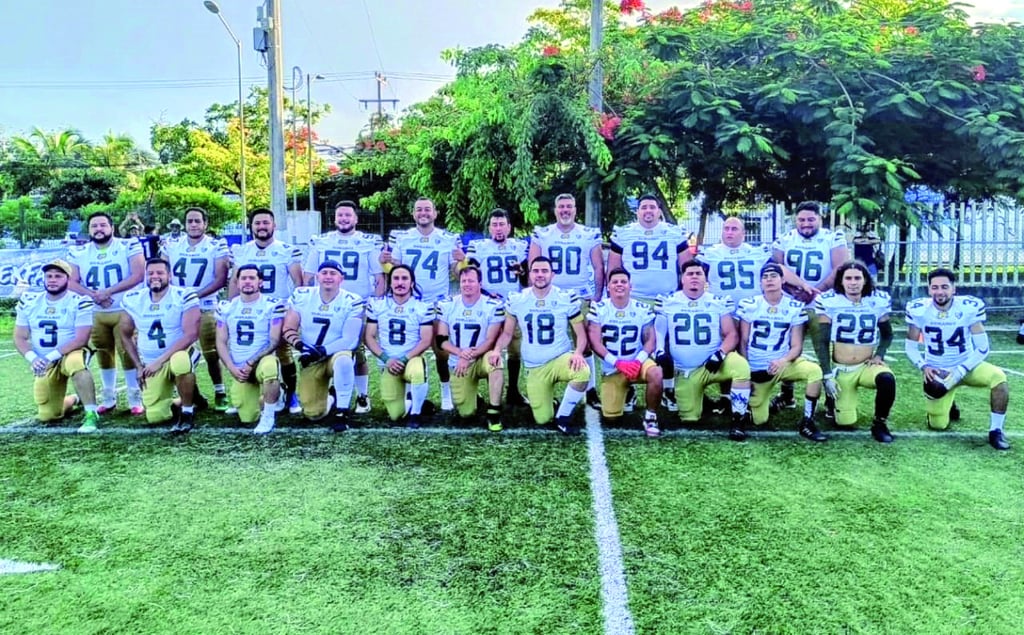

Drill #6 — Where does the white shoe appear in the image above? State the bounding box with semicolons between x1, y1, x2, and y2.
354;394;371;414
441;394;454;411
127;388;143;409
253;414;276;435
225;406;239;415
274;393;286;413
288;394;302;415
97;392;117;415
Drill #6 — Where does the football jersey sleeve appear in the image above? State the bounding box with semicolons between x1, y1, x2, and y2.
74;295;95;328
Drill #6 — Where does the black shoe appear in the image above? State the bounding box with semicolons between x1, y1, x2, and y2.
555;416;580;436
193;393;210;412
950;402;961;422
871;419;894;444
728;413;749;441
708;395;730;416
407;414;421;430
331;408;350;433
798;418;827;442
586;389;601;411
989;429;1011;450
170;411;195;435
506;391;529;407
769;394;797;414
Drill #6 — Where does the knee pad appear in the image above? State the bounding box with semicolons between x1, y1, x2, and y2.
169;350;195;376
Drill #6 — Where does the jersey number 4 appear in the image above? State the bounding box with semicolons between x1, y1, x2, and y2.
406;249;440;280
924;325;966;356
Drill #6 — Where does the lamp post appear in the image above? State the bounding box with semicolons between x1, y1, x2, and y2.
290;65;302;213
203;0;247;214
306;73;324;213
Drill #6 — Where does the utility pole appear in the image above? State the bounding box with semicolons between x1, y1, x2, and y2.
290;65;302;213
266;0;287;230
586;0;603;230
359;72;399;123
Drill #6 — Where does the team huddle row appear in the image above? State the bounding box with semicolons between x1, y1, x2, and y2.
12;195;1010;449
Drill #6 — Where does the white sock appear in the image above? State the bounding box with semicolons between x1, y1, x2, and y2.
586;356;597;390
991;412;1006;431
730;387;751;416
101;368;117;396
441;381;452;401
354;374;369;397
557;386;586;418
213;384;225;394
333;355;356;410
181;406;194;414
261;402;275;417
123;369;139;391
410;382;429;415
663;378;674;391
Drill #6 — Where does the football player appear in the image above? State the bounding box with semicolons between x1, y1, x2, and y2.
737;263;824;440
813;261;895;443
215;265;286;434
303;200;385;414
282;261;366;431
436;266;506;430
586;269;663;436
119;259;201;433
229;208;305;414
772;201;849;410
904;268;1010;450
14;259;99;432
66;211;146;415
607;194;686;413
487;256;591;435
380;197;465;411
655;260;751;438
365;265;435;427
528;193;604;408
161;207;230;409
465;208;529;405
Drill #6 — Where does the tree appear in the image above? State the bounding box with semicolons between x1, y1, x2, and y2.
47;169;124;213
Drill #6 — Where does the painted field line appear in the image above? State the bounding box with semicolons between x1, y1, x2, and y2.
584;407;636;635
0;559;60;575
1000;366;1024;378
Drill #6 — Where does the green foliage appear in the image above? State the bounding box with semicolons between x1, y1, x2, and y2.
111;186;243;233
0;196;67;246
46;168;124;213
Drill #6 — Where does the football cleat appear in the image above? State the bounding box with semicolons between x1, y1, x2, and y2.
798;418;827;442
871;418;894;444
253;414;276;435
214;393;230;411
97;393;117;415
769;394;797;413
728;413;749;442
288;394;302;415
555;416;580;436
586;388;601;411
643;413;661;438
989;430;1011;451
170;411;195;435
77;411;99;434
662;389;678;413
354;394;371;414
331;408;351;433
225;406;239;415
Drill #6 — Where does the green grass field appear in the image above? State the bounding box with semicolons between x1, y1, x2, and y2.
2;324;1023;633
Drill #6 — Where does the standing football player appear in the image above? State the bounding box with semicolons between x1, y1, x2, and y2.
161;207;230;409
66;211;146;415
813;261;895;443
465;208;529;405
737;263;824;440
380;197;464;411
487;256;591;435
282;261;366;431
14;259;99;432
303;199;384;415
772;201;849;411
528;193;604;408
229;208;305;413
904;268;1010;450
587;269;663;436
215;265;286;435
655;261;752;438
119;259;201;433
436;266;506;430
365;265;435;428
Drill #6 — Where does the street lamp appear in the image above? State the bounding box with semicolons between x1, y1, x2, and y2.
307;73;324;214
204;0;247;214
290;66;302;213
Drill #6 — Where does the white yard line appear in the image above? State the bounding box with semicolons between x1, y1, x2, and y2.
584;407;636;635
0;560;60;575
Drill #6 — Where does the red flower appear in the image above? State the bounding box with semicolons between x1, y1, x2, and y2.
655;7;684;23
785;31;798;41
905;25;919;36
375;141;387;152
735;0;753;12
542;45;561;57
596;113;622;141
972;64;986;81
619;0;644;15
327;164;340;175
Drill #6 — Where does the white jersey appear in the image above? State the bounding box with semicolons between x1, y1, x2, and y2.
287;286;365;355
15;291;94;356
436;295;505;368
530;223;602;296
657;291;734;371
303;230;384;299
122;286;200;366
504;285;582;368
466;237;529;299
65;238;143;313
588;298;655;375
230;239;302;301
389;227;461;301
736;295;808;371
609;221;686;300
366;296;435;360
216;294;286;366
815;290;891;347
162;235;229;311
904;295;986;369
698;242;773;303
772;228;846;286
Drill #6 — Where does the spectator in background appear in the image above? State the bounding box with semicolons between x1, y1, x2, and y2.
853;223;883;277
119;212;144;238
166;218;184;242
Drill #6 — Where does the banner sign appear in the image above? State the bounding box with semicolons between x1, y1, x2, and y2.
0;248;67;297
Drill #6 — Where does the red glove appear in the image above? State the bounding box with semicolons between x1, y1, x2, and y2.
615;359;643;381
